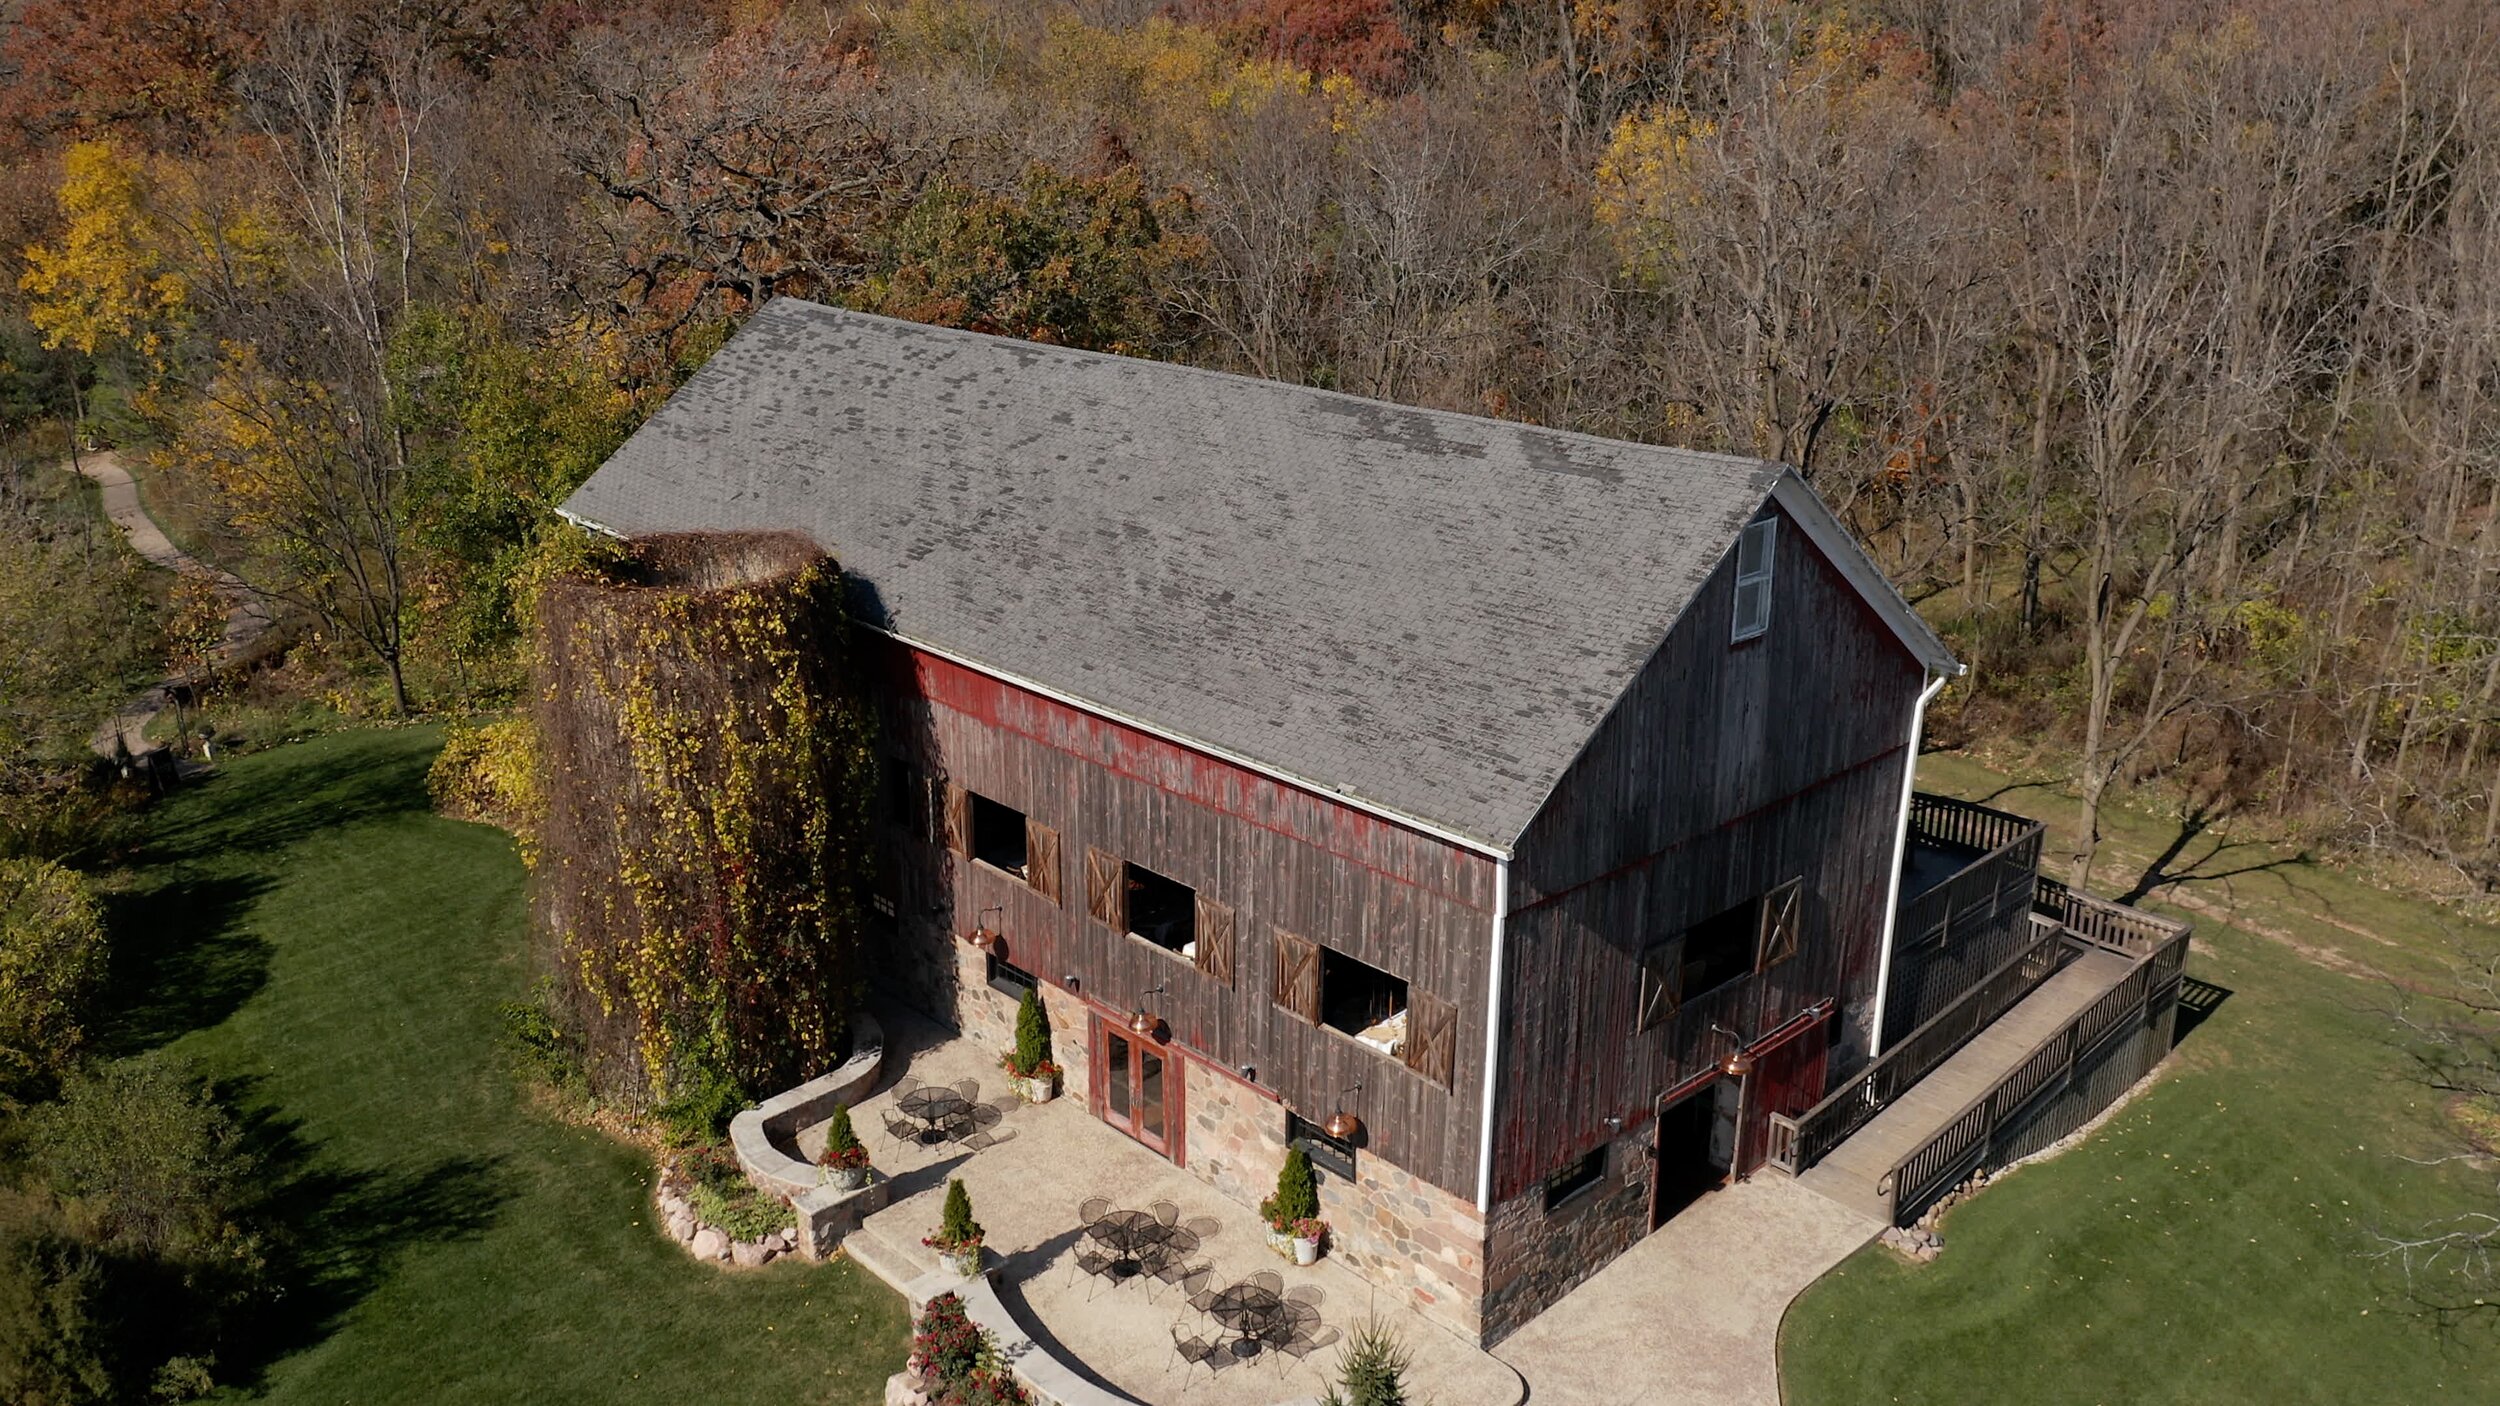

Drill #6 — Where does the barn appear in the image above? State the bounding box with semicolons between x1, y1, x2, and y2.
559;298;2185;1345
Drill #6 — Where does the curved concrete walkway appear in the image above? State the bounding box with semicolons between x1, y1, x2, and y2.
1492;1178;1880;1406
73;451;274;761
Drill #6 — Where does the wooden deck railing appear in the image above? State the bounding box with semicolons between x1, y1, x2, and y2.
2033;874;2192;956
1908;792;2043;858
1874;916;2190;1220
1766;919;2066;1175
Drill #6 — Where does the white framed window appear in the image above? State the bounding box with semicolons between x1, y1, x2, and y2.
1731;517;1776;643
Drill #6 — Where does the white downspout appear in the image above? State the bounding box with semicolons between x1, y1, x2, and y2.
1475;857;1511;1212
1869;670;1948;1058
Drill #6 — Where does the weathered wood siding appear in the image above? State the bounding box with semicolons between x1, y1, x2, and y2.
875;643;1498;1199
1491;502;1923;1203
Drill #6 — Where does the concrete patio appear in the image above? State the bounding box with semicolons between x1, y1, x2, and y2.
1493;1177;1881;1406
812;1009;1525;1406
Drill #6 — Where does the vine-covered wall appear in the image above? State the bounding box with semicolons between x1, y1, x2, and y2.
531;532;877;1109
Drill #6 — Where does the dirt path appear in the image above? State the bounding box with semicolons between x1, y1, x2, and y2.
74;451;274;762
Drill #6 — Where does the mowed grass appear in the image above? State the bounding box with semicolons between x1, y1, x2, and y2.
1781;754;2500;1406
100;727;909;1404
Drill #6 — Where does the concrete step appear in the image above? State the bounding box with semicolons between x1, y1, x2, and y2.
839;1222;932;1299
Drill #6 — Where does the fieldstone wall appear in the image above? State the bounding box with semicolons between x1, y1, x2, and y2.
1180;1059;1488;1343
946;941;1092;1099
1479;1121;1656;1346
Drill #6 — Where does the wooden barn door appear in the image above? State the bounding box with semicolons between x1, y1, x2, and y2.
1735;1021;1829;1175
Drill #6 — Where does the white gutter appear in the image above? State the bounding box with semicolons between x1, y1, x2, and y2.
1474;856;1511;1212
550;505;1512;862
1869;669;1950;1057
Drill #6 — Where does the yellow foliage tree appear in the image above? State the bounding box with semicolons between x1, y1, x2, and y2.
18;141;188;366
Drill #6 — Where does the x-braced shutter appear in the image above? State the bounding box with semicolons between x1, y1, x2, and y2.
1085;846;1124;930
1403;990;1458;1088
1195;897;1235;986
1637;936;1684;1031
942;781;969;856
1273;929;1319;1023
1026;821;1061;905
1757;877;1803;972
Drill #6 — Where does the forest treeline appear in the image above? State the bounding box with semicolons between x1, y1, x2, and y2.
2;0;2498;894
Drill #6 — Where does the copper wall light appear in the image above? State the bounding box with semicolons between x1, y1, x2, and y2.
963;904;1004;952
1324;1080;1365;1142
1709;1022;1757;1078
1130;980;1167;1037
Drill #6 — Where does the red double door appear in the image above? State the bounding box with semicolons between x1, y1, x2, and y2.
1091;1017;1181;1160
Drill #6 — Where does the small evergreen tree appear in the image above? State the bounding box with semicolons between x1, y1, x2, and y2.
1265;1144;1320;1229
819;1102;868;1169
938;1177;982;1249
1010;986;1052;1077
1321;1321;1412;1406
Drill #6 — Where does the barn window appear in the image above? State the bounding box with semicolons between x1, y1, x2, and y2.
1731;516;1776;643
1126;863;1197;956
1288;1111;1357;1181
986;954;1038;1001
1545;1146;1607;1213
1679;898;1760;1003
969;792;1029;877
1319;946;1410;1055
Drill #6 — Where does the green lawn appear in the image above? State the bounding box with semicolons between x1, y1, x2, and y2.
101;726;908;1404
1781;755;2500;1406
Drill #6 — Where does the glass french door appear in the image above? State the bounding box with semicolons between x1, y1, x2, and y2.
1095;1019;1175;1158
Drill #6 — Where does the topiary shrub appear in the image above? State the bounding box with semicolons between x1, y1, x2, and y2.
1262;1144;1319;1232
924;1177;982;1254
530;532;878;1113
819;1103;869;1172
1004;986;1054;1080
0;856;108;1102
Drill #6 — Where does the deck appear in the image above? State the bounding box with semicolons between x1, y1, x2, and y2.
1794;945;2138;1222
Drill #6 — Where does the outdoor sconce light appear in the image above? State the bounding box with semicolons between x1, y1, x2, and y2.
1709;1022;1756;1078
1063;973;1081;991
1605;1115;1623;1131
1131;980;1167;1037
962;904;1004;952
1324;1080;1365;1142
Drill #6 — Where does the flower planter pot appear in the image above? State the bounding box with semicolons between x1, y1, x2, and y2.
1013;1074;1057;1105
943;1246;984;1279
824;1165;871;1193
1267;1227;1295;1259
1293;1235;1322;1266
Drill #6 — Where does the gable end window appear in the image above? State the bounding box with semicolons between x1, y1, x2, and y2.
1731;516;1776;643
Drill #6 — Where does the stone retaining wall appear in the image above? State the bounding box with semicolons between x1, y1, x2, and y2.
730;1011;892;1257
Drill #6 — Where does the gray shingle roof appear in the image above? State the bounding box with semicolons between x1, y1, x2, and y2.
560;298;1797;850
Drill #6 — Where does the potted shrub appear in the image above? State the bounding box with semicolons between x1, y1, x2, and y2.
817;1103;872;1191
923;1177;986;1278
1292;1216;1329;1266
999;987;1060;1104
1262;1145;1321;1259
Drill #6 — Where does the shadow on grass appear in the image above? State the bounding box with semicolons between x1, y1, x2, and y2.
220;1086;512;1390
2115;799;2314;907
143;735;438;866
2174;976;2234;1045
93;872;273;1057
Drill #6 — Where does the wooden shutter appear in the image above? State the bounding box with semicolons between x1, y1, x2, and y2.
1085;846;1124;929
1025;821;1061;905
1636;936;1684;1031
1273;929;1320;1023
1402;990;1458;1088
1195;897;1236;986
941;781;969;856
1757;878;1803;971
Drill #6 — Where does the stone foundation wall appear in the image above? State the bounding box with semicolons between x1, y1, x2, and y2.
946;940;1092;1105
1180;1060;1488;1343
1480;1121;1656;1346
